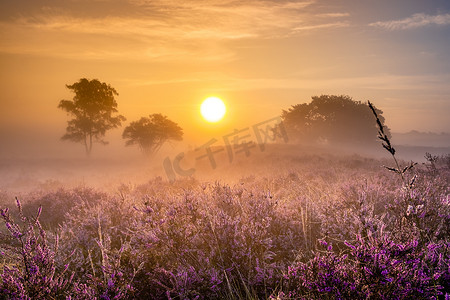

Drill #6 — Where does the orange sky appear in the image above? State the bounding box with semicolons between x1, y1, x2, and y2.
1;0;450;158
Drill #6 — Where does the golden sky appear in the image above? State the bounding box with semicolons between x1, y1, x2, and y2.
1;0;450;157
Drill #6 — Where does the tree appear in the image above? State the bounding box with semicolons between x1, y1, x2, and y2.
58;78;126;156
122;114;183;155
281;95;391;145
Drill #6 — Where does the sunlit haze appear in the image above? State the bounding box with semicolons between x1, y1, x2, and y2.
1;0;450;160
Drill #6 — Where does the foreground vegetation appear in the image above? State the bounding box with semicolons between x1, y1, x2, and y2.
1;146;449;299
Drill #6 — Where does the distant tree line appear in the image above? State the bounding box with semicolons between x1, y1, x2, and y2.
58;79;390;156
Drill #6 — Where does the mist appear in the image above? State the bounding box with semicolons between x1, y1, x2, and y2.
1;114;448;194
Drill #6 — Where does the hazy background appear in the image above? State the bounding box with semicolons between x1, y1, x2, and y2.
1;0;450;191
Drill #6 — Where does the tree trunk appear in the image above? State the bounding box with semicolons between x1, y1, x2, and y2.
84;133;92;157
89;133;93;156
84;134;90;156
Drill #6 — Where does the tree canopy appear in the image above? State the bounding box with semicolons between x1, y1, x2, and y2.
122;114;183;155
58;78;126;156
281;95;391;145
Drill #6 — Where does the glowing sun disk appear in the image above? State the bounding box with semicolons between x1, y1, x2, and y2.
200;97;226;123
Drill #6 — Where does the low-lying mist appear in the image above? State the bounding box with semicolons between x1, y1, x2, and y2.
1;137;449;194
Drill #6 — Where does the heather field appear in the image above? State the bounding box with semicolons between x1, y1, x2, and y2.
0;144;449;299
3;0;450;298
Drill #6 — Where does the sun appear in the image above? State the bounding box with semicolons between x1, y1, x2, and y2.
200;97;226;123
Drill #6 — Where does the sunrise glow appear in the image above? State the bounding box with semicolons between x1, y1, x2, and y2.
0;2;449;297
